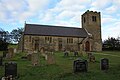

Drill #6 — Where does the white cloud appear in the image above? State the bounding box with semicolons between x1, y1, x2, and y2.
27;0;49;12
0;0;50;23
91;0;112;9
105;5;118;14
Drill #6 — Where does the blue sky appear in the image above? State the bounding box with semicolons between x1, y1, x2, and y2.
0;0;120;41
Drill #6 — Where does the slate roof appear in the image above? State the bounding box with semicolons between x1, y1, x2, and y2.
24;24;88;38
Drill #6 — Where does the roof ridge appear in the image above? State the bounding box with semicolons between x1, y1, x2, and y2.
26;23;82;29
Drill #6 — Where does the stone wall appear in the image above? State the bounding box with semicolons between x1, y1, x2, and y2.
23;35;84;52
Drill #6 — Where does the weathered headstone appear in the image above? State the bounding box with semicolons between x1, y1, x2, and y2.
27;54;32;61
74;51;78;56
64;51;69;56
13;48;17;53
8;48;14;58
47;53;55;64
0;57;3;66
101;58;109;70
31;53;39;66
89;55;95;62
73;59;88;72
5;62;17;77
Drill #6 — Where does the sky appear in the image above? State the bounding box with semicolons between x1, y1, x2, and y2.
0;0;120;41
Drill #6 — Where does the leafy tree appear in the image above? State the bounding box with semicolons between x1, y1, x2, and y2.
10;28;24;43
103;37;120;50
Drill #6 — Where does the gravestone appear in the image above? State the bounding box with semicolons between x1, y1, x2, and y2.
74;51;78;56
0;57;3;66
5;62;17;77
31;53;39;66
13;48;17;53
87;52;93;58
89;55;95;62
101;58;109;70
64;51;69;56
73;59;88;72
8;48;14;58
27;54;32;61
47;53;55;64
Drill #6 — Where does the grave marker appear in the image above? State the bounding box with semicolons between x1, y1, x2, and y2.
27;54;32;61
47;53;55;64
101;58;109;70
89;55;95;62
5;62;17;77
31;53;39;66
74;51;78;56
8;48;14;58
64;51;69;57
14;48;17;53
73;59;88;72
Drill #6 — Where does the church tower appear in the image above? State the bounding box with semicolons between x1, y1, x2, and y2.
82;10;102;51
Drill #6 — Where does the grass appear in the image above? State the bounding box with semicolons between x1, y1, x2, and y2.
0;51;120;80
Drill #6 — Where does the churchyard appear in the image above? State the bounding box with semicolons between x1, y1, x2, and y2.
0;50;120;80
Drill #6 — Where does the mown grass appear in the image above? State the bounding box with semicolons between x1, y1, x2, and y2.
0;51;120;80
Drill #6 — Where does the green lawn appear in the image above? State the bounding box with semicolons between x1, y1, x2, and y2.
0;51;120;80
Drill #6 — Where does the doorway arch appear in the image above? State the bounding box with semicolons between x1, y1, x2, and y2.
85;41;90;51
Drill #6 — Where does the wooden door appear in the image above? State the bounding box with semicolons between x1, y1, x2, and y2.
85;41;90;51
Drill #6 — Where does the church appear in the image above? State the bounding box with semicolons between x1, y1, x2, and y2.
18;10;102;52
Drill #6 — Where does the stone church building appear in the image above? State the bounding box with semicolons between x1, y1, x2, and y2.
18;10;102;52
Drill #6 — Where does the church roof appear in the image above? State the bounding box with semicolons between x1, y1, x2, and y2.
24;24;88;38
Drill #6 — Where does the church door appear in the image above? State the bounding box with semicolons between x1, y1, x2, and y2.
85;41;90;51
34;40;39;51
58;38;62;51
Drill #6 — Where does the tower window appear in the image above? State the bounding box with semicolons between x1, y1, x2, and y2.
92;16;97;22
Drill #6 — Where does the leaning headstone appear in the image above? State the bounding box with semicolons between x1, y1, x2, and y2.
89;55;95;63
74;51;78;56
101;58;109;70
0;57;3;66
47;53;55;64
73;59;88;73
31;53;39;66
5;62;17;78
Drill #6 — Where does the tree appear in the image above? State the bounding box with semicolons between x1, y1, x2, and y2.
0;28;9;50
103;37;120;50
10;28;24;43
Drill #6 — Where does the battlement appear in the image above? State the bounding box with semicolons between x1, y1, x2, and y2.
82;10;100;15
